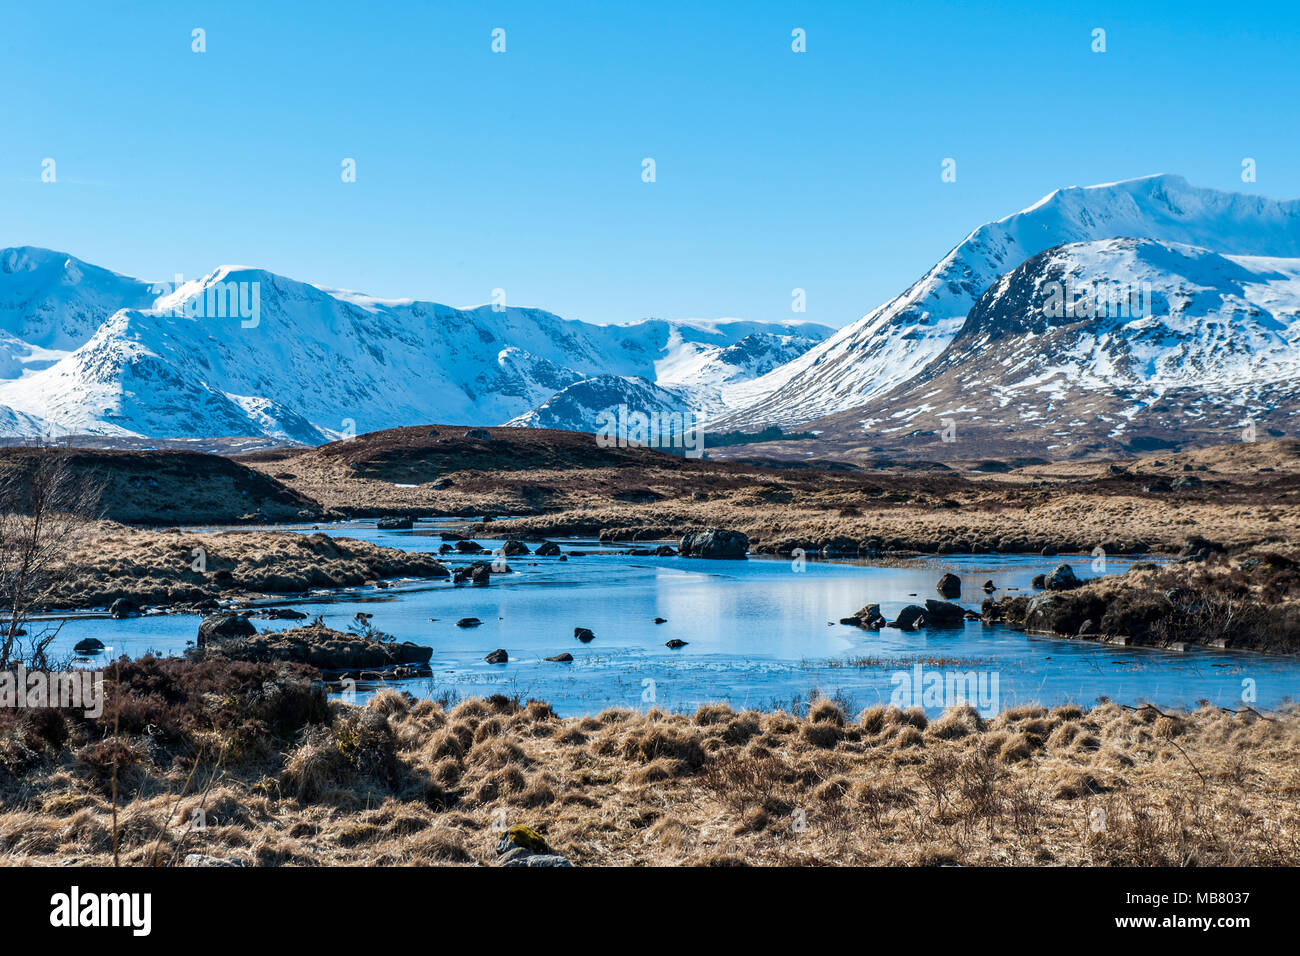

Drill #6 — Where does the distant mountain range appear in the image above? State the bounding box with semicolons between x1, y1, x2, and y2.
0;247;829;444
3;173;1298;459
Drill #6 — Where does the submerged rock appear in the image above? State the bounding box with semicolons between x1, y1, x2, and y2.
678;528;750;559
887;605;927;630
1044;564;1081;591
109;598;141;619
923;599;966;628
197;613;257;649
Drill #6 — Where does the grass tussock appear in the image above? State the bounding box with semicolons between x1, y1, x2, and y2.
1;663;1298;866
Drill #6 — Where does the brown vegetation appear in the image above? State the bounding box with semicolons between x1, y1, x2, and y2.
1;661;1296;866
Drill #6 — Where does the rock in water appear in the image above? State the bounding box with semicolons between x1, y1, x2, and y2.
456;617;483;628
501;538;531;556
678;528;750;559
887;605;927;630
376;516;413;530
665;639;688;648
1044;564;1081;591
574;627;595;643
936;573;961;599
198;613;257;649
485;648;509;664
109;598;141;619
545;653;573;662
73;637;105;654
982;580;997;593
535;541;562;556
923;599;966;628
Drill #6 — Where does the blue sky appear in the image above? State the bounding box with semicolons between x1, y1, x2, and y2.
2;0;1296;328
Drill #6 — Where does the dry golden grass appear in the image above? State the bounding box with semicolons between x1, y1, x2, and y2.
3;692;1297;867
37;522;446;610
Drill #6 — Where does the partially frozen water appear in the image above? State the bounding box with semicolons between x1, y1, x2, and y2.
45;521;1300;718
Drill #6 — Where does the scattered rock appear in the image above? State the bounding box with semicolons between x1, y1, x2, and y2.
501;538;531;556
1044;564;1081;591
936;573;961;599
923;599;966;628
1171;475;1202;490
887;605;927;629
464;428;492;440
1031;574;1047;589
534;541;562;556
545;653;573;662
485;648;509;664
678;528;750;559
982;580;996;593
259;607;309;620
210;624;433;674
376;516;413;530
842;603;885;629
653;545;677;556
455;540;488;554
109;598;141;619
456;618;483;628
653;617;667;624
501;853;574;867
665;639;689;648
198;613;257;649
574;627;595;643
497;824;549;856
73;637;105;654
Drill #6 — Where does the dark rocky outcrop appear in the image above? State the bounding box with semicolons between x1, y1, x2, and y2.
1044;564;1081;591
665;639;688;648
678;528;749;559
376;516;413;530
456;618;483;628
109;598;141;619
574;627;595;643
936;573;961;599
485;648;509;664
545;653;573;662
840;603;885;629
887;605;926;630
923;599;966;628
197;613;257;649
534;542;562;556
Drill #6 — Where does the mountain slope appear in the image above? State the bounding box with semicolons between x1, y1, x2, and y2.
0;255;829;441
719;174;1300;430
795;238;1300;458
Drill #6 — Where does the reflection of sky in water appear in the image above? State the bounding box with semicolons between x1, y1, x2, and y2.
44;522;1300;718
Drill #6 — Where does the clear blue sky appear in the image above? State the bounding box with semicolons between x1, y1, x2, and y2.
2;0;1296;328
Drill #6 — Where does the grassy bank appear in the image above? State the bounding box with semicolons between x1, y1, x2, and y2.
1;657;1296;866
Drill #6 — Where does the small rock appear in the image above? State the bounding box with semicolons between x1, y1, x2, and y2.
73;637;105;654
1044;564;1081;591
376;516;413;530
678;528;749;559
485;648;509;664
665;639;689;648
936;573;961;599
653;617;667;624
574;627;595;643
183;854;245;867
545;653;573;662
109;598;141;619
982;580;997;593
887;605;926;630
923;599;966;628
535;542;562;556
464;428;492;440
497;824;549;856
456;617;483;628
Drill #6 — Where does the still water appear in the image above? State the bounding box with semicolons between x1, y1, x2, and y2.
45;522;1300;718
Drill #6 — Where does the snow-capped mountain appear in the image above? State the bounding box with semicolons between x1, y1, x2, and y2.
0;253;830;442
504;375;695;430
717;174;1300;431
509;327;833;431
800;237;1300;457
